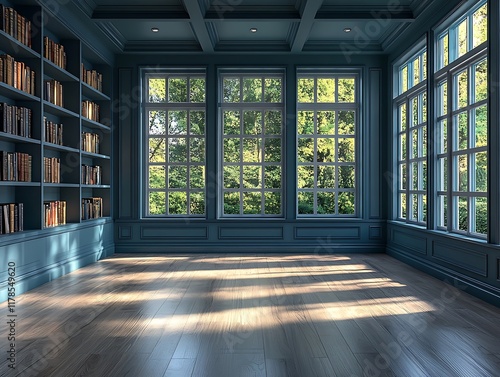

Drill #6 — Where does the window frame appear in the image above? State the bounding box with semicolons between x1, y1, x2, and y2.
296;69;360;218
217;69;286;218
394;45;428;226
141;68;207;218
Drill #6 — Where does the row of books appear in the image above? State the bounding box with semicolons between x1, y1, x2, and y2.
0;5;32;48
44;79;63;107
82;164;101;185
0;54;36;95
0;103;32;138
0;203;23;234
44;157;60;183
81;132;100;154
82;100;100;122
44;117;63;145
81;64;103;92
0;151;32;181
44;36;67;70
82;197;102;220
44;200;66;228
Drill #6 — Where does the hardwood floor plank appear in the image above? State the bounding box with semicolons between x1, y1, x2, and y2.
1;253;500;377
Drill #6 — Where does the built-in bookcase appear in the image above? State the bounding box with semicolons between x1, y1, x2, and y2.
0;2;112;234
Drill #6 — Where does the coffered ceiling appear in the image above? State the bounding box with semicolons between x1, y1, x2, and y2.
72;0;433;53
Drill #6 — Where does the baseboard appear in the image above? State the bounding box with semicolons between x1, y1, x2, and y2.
0;243;114;302
387;246;500;308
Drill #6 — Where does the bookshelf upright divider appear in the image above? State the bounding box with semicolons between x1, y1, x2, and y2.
0;3;112;236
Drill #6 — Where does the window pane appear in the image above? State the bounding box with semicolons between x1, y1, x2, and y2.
318;111;335;134
168;111;187;135
474;59;487;103
168;166;187;189
412;129;418;159
298;78;314;102
190;166;205;189
412;162;418;190
190;138;205;162
441;34;449;68
475;105;487;147
413;57;420;86
422;52;427;80
338;192;355;214
338;138;355;162
422;93;427;123
265;111;282;135
190;111;205;135
457;196;468;231
400;133;407;160
243;78;262;102
298;192;314;214
457;155;468;191
411;194;418;221
168;78;188;102
473;4;487;48
149;192;166;215
190;78;205;102
243;111;262;135
317;166;335;188
400;163;407;190
317;138;335;162
243;166;262;188
242;138;262;162
401;65;408;93
224;138;240;162
438;195;447;227
399;103;406;131
317;192;335;214
224;111;240;135
243;192;261;214
400;193;407;219
339;166;355;188
149;166;165;189
168;138;187;162
190;193;205;215
224;192;240;214
264;138;281;162
457;19;468;58
149;110;166;135
438;157;448;191
411;97;419;127
458;112;468;151
317;78;335;102
439;120;447;153
298;165;314;188
265;166;281;189
438;81;448;116
224;165;240;188
298;111;314;134
264;192;281;214
149;138;166;162
338;78;355;102
264;78;282;102
298;138;314;162
149;78;166;102
475;151;487;192
224;78;240;102
474;197;487;234
338;111;355;135
455;70;468;109
169;192;187;215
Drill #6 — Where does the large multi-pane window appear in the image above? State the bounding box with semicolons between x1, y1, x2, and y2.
144;70;206;216
395;48;428;224
296;71;358;216
219;71;284;217
435;1;487;237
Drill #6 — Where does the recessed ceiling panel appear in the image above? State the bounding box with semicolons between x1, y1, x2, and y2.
216;21;291;41
321;0;412;5
209;0;295;5
94;0;182;5
111;20;194;41
309;20;390;41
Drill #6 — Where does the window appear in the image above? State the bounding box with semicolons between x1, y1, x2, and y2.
219;71;284;217
437;2;487;70
297;71;358;216
435;0;487;237
143;70;206;216
395;48;428;224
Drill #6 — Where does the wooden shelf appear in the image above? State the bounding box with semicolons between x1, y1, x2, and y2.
81;184;110;189
43;59;79;82
81;151;110;160
0;30;40;59
43;142;79;153
43;183;80;188
0;132;41;144
43;101;79;118
0;81;39;101
82;82;110;101
0;181;40;187
81;117;111;132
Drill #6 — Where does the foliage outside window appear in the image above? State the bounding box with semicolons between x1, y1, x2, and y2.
144;71;206;216
297;72;358;216
220;72;284;216
435;1;488;236
395;48;427;225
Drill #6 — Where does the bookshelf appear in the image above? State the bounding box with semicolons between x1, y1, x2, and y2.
0;2;112;235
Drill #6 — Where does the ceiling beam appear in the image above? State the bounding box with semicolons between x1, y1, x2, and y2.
92;6;189;20
181;0;214;52
315;5;414;21
205;6;300;21
291;0;324;52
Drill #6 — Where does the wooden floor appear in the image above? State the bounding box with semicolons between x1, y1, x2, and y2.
1;254;500;377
